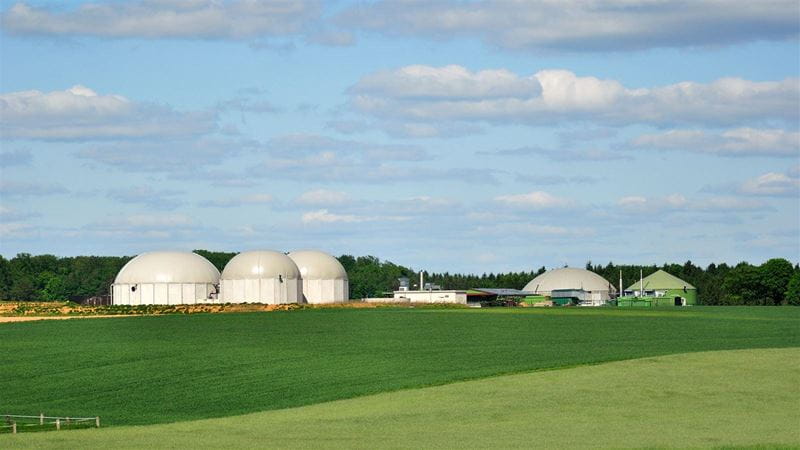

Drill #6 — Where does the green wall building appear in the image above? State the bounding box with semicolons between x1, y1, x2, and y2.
622;270;697;306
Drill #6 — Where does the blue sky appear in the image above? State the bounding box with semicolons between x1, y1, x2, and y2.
1;0;798;273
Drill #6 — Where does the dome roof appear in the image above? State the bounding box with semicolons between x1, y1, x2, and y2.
523;267;616;294
221;250;300;280
288;250;348;280
114;251;220;284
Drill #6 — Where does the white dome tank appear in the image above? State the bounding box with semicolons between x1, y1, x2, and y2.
112;251;220;305
523;267;616;300
288;250;349;304
219;250;302;304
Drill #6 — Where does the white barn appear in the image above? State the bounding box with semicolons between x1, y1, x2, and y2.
219;250;302;304
288;250;349;304
111;251;220;305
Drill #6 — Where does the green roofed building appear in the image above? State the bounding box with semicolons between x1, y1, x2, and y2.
623;270;697;306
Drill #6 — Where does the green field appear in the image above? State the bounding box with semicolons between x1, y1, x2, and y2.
4;347;799;448
1;307;798;430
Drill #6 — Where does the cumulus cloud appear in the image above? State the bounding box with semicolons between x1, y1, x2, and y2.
2;1;321;40
737;170;800;197
301;208;410;225
107;186;185;210
630;128;800;157
348;66;799;129
494;191;573;209
301;209;367;224
338;0;800;52
1;85;215;140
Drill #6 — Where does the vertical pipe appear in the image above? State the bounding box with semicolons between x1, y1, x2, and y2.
40;412;43;425
96;417;100;428
419;271;424;292
640;270;643;298
12;422;16;434
56;419;60;431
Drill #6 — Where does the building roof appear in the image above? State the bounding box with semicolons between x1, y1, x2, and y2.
626;269;695;291
523;267;616;294
221;250;300;280
471;288;531;296
114;251;220;284
288;250;348;280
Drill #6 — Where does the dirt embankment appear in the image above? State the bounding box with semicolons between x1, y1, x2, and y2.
0;300;462;323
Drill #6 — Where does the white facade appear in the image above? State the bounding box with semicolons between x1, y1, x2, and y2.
393;290;467;304
219;250;302;304
112;252;220;305
523;267;616;302
288;250;349;304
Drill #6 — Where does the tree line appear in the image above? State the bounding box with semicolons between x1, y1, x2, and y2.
0;251;797;305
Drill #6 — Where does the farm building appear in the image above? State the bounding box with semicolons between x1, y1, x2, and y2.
392;289;468;304
111;251;220;305
219;250;302;304
288;250;349;304
623;270;696;306
522;267;617;305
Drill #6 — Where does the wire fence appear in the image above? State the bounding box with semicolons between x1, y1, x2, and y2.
1;414;100;434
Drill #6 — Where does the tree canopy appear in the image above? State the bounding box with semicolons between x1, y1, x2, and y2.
0;252;796;305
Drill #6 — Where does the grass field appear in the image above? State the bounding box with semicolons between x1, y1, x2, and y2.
3;348;799;448
1;307;797;429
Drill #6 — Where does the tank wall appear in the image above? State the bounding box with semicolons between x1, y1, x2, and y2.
301;279;349;304
219;278;301;304
112;283;217;305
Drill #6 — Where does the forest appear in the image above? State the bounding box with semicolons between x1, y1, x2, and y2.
0;251;797;306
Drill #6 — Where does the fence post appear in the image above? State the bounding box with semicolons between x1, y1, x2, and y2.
95;417;100;428
56;419;60;430
40;412;44;425
12;422;16;434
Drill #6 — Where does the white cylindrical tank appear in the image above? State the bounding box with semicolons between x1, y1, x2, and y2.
523;267;617;300
112;251;220;305
288;250;349;304
219;250;302;304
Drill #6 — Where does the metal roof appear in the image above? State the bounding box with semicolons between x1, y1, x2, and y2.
625;269;695;291
471;288;531;296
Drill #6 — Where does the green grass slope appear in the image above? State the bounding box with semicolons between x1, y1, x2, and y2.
0;307;798;426
4;348;799;449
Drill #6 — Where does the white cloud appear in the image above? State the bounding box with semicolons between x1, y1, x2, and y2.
616;194;768;214
338;0;800;52
302;209;369;224
494;191;573;209
1;85;215;140
738;171;800;197
2;1;320;40
352;65;541;100
296;189;349;206
349;66;799;128
630;128;800;157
